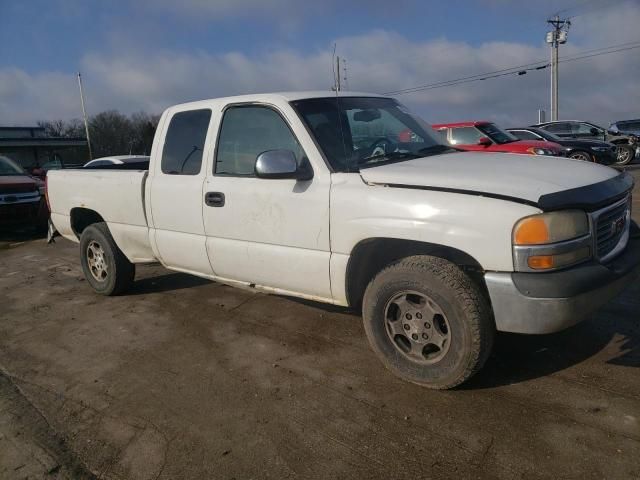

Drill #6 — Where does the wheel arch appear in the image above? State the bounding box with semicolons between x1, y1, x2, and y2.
345;238;486;309
70;207;106;239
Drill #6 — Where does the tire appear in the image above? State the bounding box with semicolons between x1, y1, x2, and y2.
568;150;593;162
362;255;494;389
79;222;135;296
614;145;634;166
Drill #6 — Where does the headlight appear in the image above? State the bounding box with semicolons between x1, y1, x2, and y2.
512;210;592;271
526;147;554;156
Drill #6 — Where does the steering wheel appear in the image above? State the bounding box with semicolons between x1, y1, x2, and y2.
364;137;397;159
369;136;396;150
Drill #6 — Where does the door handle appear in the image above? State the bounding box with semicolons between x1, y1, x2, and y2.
205;191;225;207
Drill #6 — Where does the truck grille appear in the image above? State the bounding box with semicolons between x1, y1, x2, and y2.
0;185;37;195
594;197;630;260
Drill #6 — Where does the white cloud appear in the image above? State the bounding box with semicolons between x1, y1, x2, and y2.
1;2;638;127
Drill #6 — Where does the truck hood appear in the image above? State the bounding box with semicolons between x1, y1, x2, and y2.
0;174;37;191
358;151;632;211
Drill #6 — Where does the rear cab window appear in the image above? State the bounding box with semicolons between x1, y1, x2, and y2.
161;109;212;175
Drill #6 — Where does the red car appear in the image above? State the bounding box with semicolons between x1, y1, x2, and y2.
0;155;48;231
432;121;564;157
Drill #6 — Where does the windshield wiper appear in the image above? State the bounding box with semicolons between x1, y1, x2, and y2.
417;144;458;156
358;151;420;166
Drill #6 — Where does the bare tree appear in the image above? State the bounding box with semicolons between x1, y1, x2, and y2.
37;118;84;138
37;111;160;160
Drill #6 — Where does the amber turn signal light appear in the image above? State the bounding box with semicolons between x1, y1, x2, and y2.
514;217;550;245
527;255;554;269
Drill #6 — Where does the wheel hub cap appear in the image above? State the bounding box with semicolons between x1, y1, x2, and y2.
384;291;451;364
87;241;108;282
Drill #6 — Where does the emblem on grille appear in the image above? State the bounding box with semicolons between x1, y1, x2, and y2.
611;216;626;236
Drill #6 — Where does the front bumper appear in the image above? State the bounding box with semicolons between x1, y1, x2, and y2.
0;200;44;227
485;229;640;334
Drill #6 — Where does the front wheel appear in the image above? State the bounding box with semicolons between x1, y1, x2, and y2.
79;222;135;295
362;256;494;389
568;150;593;162
614;145;634;166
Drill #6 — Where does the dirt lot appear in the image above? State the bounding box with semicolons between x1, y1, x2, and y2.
1;167;639;480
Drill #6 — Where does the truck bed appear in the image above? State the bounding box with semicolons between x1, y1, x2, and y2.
47;169;155;263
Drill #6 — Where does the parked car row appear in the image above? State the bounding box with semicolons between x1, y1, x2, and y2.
532;120;638;165
506;127;617;164
432;118;637;166
432;121;565;158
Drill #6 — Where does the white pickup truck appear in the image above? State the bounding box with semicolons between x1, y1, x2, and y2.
48;92;640;389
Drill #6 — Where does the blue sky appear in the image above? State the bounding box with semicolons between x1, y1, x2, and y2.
1;0;639;125
1;1;579;72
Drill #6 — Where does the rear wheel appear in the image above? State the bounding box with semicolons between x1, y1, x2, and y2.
362;255;495;389
79;223;135;295
568;150;593;162
614;145;634;165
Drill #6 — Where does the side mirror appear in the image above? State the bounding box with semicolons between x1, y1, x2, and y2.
477;137;492;146
255;149;312;180
589;127;599;136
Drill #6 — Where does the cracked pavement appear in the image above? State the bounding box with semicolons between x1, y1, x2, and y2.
0;166;639;479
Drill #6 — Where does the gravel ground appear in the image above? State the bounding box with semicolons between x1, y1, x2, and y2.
0;166;638;479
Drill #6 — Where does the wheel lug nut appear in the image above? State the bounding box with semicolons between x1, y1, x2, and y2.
416;312;422;319
424;322;431;329
411;334;418;340
405;313;412;320
403;324;410;330
422;333;428;339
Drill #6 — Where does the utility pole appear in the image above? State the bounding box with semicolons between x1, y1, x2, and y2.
546;16;570;121
336;55;341;91
77;72;93;160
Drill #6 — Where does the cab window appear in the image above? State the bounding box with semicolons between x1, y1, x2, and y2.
161;109;212;175
215;106;305;176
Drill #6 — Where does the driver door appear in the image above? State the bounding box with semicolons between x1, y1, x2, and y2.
202;103;332;300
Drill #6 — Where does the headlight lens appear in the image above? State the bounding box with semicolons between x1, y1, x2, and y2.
526;147;554;156
513;210;589;245
513;210;592;272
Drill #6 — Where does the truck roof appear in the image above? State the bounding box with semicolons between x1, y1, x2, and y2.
168;91;389;111
431;121;493;129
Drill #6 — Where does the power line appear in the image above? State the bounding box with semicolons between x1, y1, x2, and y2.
383;59;549;95
560;43;640;63
383;41;640;95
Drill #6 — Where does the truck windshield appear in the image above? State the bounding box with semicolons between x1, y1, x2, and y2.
477;123;518;144
291;97;453;171
0;156;27;176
